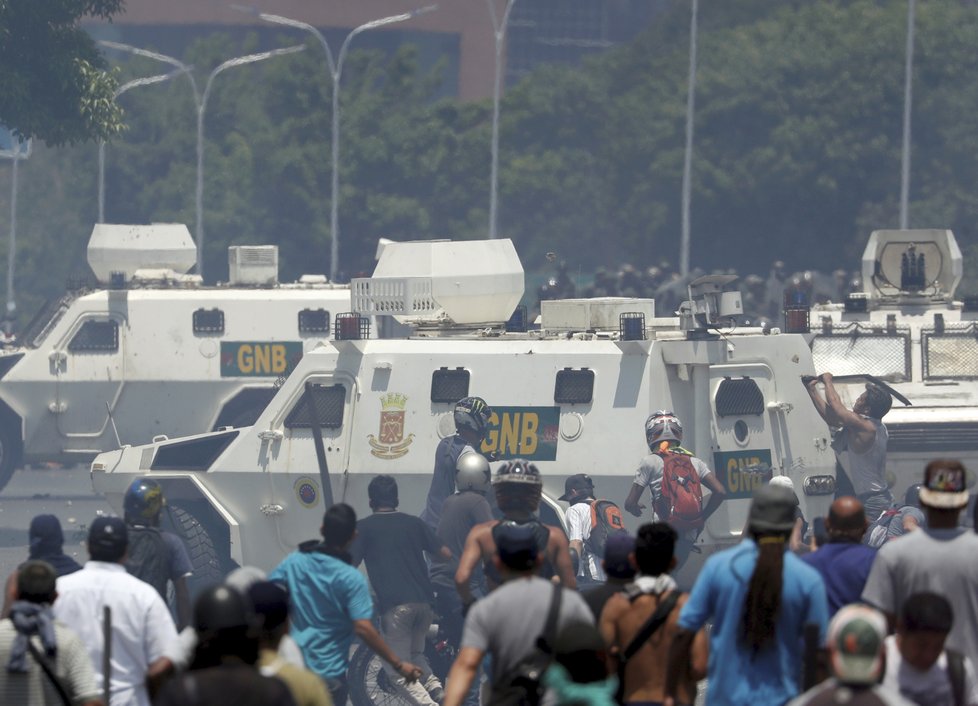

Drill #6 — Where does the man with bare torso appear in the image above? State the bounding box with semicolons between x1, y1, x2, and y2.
600;523;707;706
454;460;576;609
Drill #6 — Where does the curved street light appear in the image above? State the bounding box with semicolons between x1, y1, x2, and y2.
486;0;518;241
899;0;916;230
98;70;186;223
679;0;698;277
232;4;437;282
98;40;304;279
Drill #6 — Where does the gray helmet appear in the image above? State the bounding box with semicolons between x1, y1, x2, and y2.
456;451;491;493
645;411;683;448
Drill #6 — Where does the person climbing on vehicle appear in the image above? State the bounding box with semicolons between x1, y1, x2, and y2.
454;460;576;611
624;411;727;568
561;474;627;587
123;478;194;629
805;374;893;523
421;396;494;530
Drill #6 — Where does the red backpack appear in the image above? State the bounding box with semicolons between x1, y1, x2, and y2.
654;451;704;531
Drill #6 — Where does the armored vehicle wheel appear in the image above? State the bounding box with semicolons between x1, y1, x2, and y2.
0;423;20;493
167;504;224;595
348;643;412;706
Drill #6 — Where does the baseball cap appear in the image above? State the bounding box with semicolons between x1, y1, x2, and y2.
494;521;540;570
827;604;887;685
88;516;128;553
919;460;970;510
559;474;595;501
602;533;636;579
747;484;796;533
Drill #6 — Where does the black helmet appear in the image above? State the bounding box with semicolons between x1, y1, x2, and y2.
492;459;543;487
123;478;165;521
194;585;254;635
454;397;493;439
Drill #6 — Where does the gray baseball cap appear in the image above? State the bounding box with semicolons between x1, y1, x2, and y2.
747;484;797;533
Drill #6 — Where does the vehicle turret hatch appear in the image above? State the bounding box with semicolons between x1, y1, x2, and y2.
284;384;346;429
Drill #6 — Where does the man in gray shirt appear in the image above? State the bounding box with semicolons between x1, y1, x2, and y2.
432;452;493;652
805;374;893;523
443;522;592;706
863;459;978;668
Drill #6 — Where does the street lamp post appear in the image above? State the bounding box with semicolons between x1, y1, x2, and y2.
486;0;518;241
899;0;916;230
679;0;699;277
232;4;437;282
98;70;185;223
195;45;304;278
98;41;303;279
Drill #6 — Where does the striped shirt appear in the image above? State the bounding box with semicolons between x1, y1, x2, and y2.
0;619;100;705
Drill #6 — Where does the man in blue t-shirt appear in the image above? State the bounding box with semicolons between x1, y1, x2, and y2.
802;496;877;617
666;484;829;706
270;503;423;706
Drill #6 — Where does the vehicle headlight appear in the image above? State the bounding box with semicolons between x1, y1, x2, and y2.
804;475;836;496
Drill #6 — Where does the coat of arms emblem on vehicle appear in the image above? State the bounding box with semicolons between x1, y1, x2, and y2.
368;393;415;459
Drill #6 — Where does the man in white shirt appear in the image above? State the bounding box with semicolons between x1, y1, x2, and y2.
883;591;978;706
54;516;178;706
560;474;605;585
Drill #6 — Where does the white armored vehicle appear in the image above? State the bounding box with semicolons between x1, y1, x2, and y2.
0;223;362;490
804;229;978;501
92;238;838;583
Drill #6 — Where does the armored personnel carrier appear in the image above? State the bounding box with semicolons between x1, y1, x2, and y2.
805;229;978;501
0;223;361;491
91;238;837;584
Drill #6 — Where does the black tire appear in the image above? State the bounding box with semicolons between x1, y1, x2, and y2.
348;643;411;706
167;504;224;596
0;422;20;493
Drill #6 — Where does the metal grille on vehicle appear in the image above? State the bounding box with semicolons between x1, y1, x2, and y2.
923;323;978;380
715;378;764;417
68;320;119;352
193;308;225;335
887;421;978;453
150;430;239;471
811;323;910;381
285;384;346;429
554;368;594;404
298;309;330;334
431;368;470;403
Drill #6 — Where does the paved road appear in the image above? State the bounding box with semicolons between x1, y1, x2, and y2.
0;466;112;580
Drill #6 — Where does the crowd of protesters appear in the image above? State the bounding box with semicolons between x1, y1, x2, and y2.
0;398;977;706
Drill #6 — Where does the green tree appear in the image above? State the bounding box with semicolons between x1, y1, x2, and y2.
0;0;125;145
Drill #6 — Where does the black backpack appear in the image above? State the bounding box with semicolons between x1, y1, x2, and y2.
582;499;628;560
125;525;171;598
